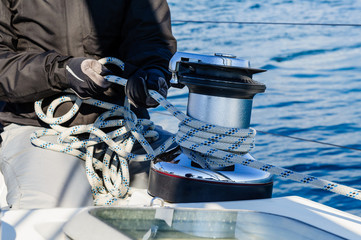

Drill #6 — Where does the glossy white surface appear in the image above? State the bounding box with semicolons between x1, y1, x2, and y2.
2;194;361;240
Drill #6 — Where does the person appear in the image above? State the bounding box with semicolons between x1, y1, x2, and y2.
0;0;177;209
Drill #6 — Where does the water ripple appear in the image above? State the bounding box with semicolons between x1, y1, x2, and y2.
271;42;361;63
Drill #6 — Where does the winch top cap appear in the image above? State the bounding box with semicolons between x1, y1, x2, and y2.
169;52;251;71
169;52;266;73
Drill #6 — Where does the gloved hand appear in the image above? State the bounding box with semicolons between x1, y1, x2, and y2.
66;57;111;99
125;68;168;108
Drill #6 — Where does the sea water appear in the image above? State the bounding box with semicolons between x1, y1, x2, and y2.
149;0;361;216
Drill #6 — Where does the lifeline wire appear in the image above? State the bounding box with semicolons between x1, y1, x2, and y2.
258;130;361;152
31;57;361;205
172;20;361;27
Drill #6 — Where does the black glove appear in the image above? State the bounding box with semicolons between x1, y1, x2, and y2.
125;68;168;108
66;57;111;99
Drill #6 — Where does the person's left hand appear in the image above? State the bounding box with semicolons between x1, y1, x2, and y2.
125;68;168;108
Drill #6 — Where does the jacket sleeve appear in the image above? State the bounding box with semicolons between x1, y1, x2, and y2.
118;0;177;79
0;2;70;103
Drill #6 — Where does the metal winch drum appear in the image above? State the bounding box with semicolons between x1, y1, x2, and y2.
148;52;273;203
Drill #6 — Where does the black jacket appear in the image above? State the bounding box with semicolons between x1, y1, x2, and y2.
0;0;177;127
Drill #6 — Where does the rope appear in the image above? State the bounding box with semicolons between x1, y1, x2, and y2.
31;57;361;206
31;59;176;205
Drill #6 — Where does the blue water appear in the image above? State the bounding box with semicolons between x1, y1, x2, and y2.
150;0;361;216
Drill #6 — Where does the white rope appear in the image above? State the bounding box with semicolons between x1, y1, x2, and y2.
31;59;176;205
31;57;361;205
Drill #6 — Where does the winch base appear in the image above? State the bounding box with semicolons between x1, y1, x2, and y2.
148;167;273;203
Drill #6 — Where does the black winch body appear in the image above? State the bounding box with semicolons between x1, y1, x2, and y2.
178;61;266;99
148;52;273;203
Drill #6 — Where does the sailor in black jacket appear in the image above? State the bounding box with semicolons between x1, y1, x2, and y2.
0;0;177;209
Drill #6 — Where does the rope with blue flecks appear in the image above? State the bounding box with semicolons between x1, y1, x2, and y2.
31;57;177;205
103;59;361;201
32;57;361;205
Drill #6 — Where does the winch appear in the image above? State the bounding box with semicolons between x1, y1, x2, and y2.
148;52;273;203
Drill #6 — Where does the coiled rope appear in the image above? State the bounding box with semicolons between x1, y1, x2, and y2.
31;57;361;206
30;57;177;205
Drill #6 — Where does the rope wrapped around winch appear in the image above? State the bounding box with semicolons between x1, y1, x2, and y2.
31;57;361;206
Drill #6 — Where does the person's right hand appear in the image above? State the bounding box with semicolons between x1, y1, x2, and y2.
125;68;168;108
66;57;111;99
